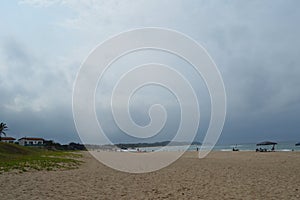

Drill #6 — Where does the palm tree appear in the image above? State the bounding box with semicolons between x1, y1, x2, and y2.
0;122;8;141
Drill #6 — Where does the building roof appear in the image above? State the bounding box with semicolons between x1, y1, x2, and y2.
18;137;44;141
1;137;16;140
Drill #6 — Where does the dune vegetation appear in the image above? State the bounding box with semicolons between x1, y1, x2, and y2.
0;142;82;173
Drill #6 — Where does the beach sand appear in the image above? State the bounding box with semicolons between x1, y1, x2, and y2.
0;151;299;199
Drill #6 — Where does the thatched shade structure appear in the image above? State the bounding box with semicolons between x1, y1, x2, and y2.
256;141;277;152
257;141;278;146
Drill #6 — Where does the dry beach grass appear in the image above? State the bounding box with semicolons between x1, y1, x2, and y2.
0;151;300;199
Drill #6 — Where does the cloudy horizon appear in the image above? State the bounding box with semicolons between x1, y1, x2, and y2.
1;0;300;145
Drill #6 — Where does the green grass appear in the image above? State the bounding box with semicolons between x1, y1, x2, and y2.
0;143;83;173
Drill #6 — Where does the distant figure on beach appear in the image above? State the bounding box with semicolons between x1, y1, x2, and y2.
256;148;264;152
232;144;239;151
196;147;199;151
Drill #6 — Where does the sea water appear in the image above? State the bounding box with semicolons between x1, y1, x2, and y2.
139;142;300;152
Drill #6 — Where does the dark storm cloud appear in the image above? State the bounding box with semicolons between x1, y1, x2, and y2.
1;105;80;144
0;38;78;143
1;0;300;144
214;2;300;143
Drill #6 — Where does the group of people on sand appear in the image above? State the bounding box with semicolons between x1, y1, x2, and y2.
256;146;275;152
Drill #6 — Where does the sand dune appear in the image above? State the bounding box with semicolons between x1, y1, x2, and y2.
0;151;300;199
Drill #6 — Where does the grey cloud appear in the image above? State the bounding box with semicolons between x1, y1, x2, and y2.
0;38;78;143
1;0;299;144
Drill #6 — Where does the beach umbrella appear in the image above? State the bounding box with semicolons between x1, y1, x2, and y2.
256;141;278;146
296;142;300;146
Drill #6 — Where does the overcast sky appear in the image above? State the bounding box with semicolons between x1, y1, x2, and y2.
0;0;299;144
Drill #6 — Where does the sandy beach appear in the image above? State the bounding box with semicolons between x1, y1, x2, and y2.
0;151;299;199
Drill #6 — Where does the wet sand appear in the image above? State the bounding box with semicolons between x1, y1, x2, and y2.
0;151;299;199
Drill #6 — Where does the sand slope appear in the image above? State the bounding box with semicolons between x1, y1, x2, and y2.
0;151;300;199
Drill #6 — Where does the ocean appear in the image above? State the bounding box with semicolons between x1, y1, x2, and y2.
138;142;300;152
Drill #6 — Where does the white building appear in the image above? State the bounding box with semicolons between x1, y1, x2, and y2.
0;137;16;143
18;137;44;146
